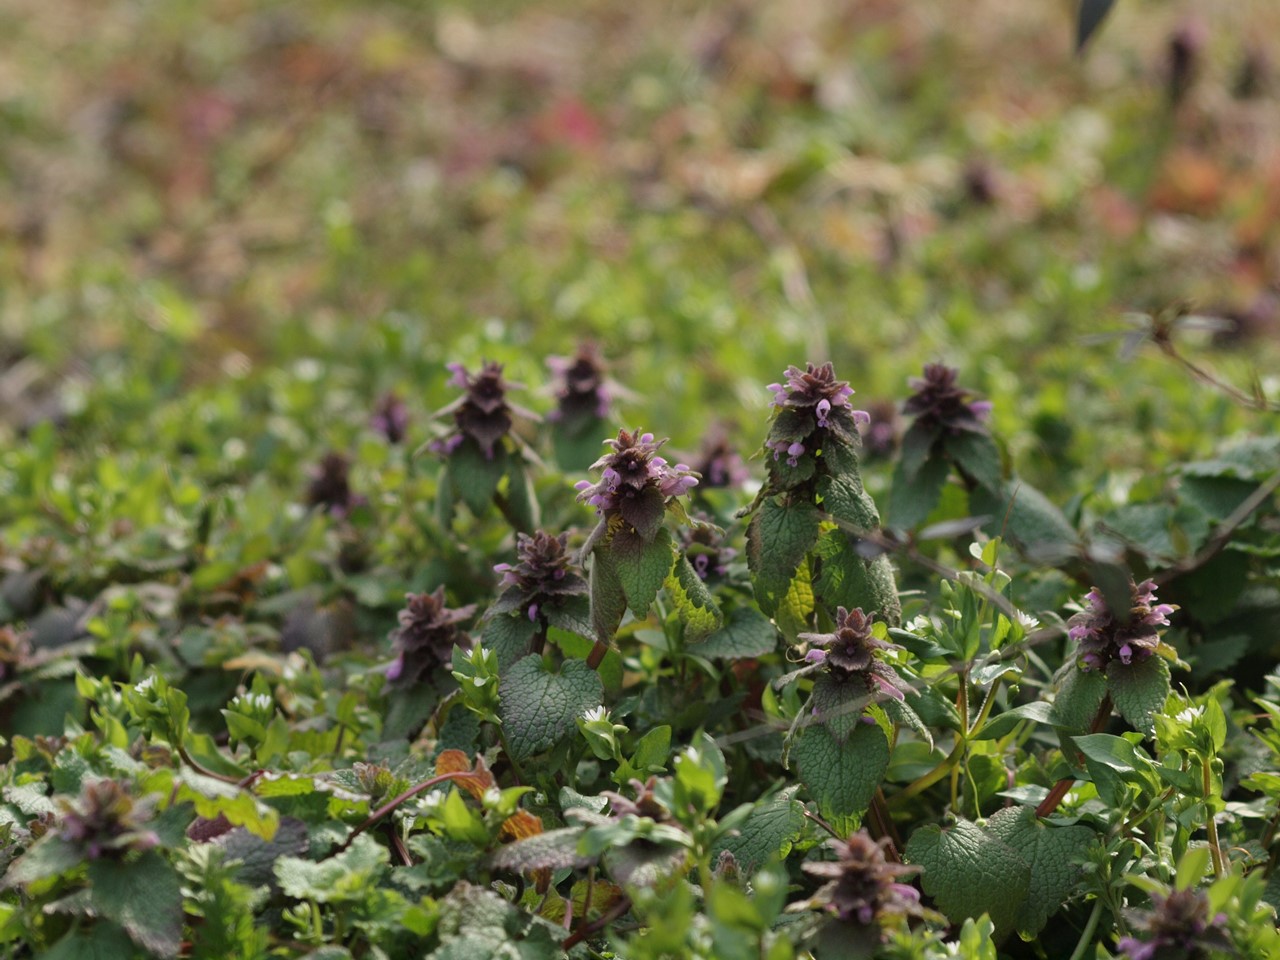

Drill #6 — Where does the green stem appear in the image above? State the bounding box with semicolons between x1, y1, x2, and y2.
1203;756;1225;878
1067;898;1104;960
889;739;965;808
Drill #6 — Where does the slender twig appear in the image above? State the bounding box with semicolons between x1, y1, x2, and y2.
802;808;841;840
563;895;632;950
176;741;245;785
338;771;470;852
1154;333;1280;412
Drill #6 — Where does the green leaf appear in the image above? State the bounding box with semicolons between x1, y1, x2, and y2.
904;819;1030;941
774;559;815;644
449;440;506;515
972;701;1054;741
813;532;902;626
817;475;880;533
889;453;948;530
1107;655;1170;737
549;627;623;692
665;553;722;642
88;851;184;957
502;462;539;533
971;481;1078;552
274;833;389;903
212;816;311;889
610;526;674;618
588;550;628;643
899;421;939;481
792;721;889;826
499;656;603;761
1076;0;1116;52
687;606;778;660
711;786;806;873
482;614;539;671
984;806;1093;939
618;485;667;543
1072;734;1156;779
489;826;592;874
747;497;820;616
1048;665;1108;734
3;836;85;887
945;432;1002;494
809;674;872;743
41;923;137;960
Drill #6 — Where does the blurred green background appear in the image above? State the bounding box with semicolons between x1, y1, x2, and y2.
1;0;1277;497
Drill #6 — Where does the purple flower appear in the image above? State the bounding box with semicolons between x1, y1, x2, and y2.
679;514;737;583
306;452;366;518
429;361;535;461
387;587;476;685
858;399;901;458
574;429;699;516
57;779;160;860
1116;887;1232;960
691;425;749;490
548;343;610;423
803;832;924;932
902;363;992;436
370;391;410;444
489;530;588;624
1067;579;1177;673
768;362;867;425
799;607;910;702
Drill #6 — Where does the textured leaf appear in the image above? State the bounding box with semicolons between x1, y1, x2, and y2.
774;558;815;643
1076;0;1116;52
482;614;540;671
618;485;667;543
747;497;820;616
905;819;1030;941
611;526;674;618
1107;654;1170;737
588;550;627;643
944;432;1002;494
809;674;873;743
712;786;805;873
889;453;949;529
817;475;880;533
665;553;722;641
602;840;688;888
792;721;889;824
687;606;778;660
211;816;311;890
41;923;137;960
4;836;85;886
449;441;505;515
88;852;184;957
813;531;902;625
499;656;603;761
985;806;1093;939
899;421;939;481
1048;665;1108;734
274;833;389;904
432;880;588;959
489;826;592;874
972;481;1078;551
502;462;539;533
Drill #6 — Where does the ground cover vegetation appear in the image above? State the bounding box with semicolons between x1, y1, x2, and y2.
2;1;1280;957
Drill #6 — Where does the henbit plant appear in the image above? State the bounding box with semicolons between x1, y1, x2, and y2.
2;353;1278;960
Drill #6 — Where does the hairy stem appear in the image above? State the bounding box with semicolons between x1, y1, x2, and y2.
1036;693;1112;819
1203;756;1225;878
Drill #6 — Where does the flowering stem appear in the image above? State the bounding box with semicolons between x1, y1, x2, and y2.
1203;756;1224;878
1036;693;1112;819
1067;897;1104;960
586;641;609;670
868;788;903;862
